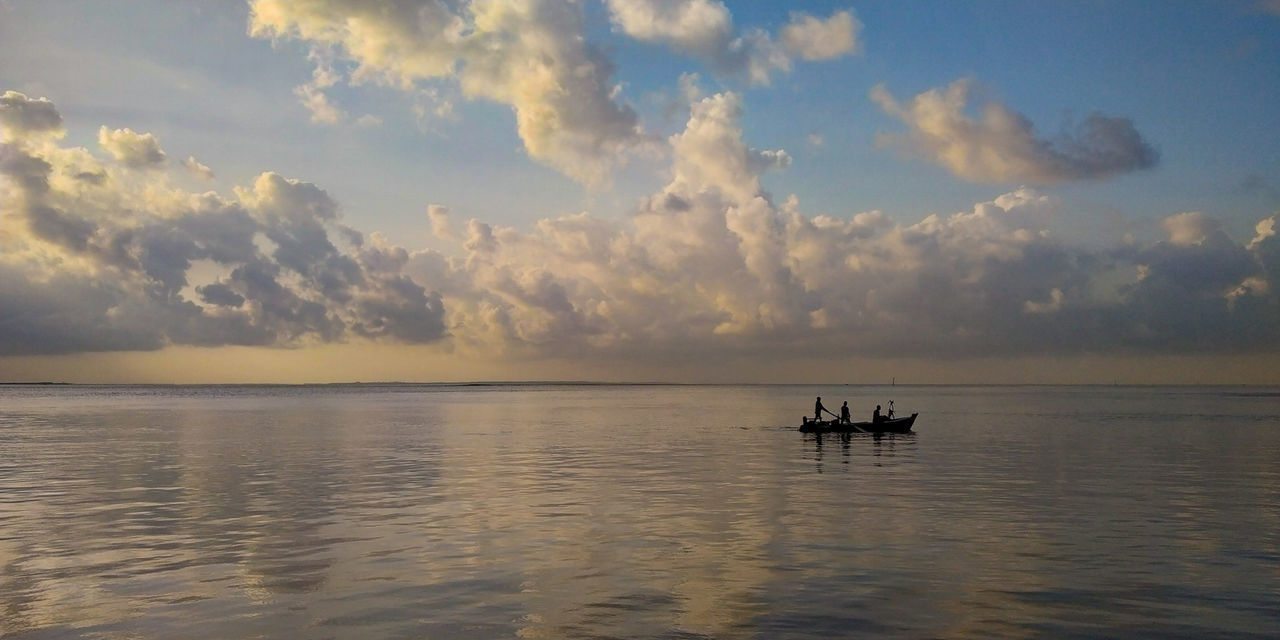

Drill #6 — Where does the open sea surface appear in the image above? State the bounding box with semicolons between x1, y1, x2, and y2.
1;384;1278;639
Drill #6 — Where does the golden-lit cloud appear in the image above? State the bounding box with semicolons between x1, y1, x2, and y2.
780;9;862;60
294;45;346;125
872;78;1158;184
182;156;215;181
605;1;859;84
249;0;644;185
97;126;167;169
248;1;859;184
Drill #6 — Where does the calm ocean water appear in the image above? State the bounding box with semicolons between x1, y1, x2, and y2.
1;384;1277;639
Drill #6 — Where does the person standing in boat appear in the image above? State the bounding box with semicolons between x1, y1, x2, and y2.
815;397;834;422
840;401;851;424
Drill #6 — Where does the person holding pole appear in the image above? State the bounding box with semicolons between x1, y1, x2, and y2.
815;397;837;422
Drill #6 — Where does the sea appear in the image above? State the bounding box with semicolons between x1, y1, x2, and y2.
0;383;1277;639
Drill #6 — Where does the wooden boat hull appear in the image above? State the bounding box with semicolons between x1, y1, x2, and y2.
798;413;917;434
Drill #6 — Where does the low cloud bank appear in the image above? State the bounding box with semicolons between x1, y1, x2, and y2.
2;90;1277;363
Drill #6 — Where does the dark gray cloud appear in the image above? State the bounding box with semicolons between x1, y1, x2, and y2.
0;91;63;138
0;144;53;193
1049;114;1159;180
25;203;97;252
0;263;163;355
352;276;448;342
197;282;246;308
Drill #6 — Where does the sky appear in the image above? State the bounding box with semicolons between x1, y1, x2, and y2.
1;0;1279;384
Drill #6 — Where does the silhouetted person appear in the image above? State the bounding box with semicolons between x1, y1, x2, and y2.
872;404;882;423
840;401;851;424
887;400;895;419
815;397;831;422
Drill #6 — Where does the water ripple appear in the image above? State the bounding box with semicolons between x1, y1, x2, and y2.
0;384;1278;638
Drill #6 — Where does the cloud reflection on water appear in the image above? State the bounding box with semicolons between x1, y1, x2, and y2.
1;384;1278;638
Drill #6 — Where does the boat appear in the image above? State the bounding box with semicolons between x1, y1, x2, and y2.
798;413;918;434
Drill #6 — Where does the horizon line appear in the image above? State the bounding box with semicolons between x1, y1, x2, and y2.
0;381;1272;388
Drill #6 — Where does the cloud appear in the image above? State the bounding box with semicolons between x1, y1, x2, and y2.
295;83;344;125
667;92;791;203
1161;211;1219;246
400;91;1276;362
872;78;1158;183
605;1;857;84
249;0;643;185
183;156;215;180
1114;213;1273;349
428;204;456;240
0;144;55;193
0;91;64;141
249;2;858;183
1;92;448;355
1249;214;1280;294
4;88;1278;364
295;45;346;125
605;0;732;53
780;10;861;60
0;262;167;355
98;126;167;169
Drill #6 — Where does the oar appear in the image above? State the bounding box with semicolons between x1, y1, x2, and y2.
827;409;868;433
